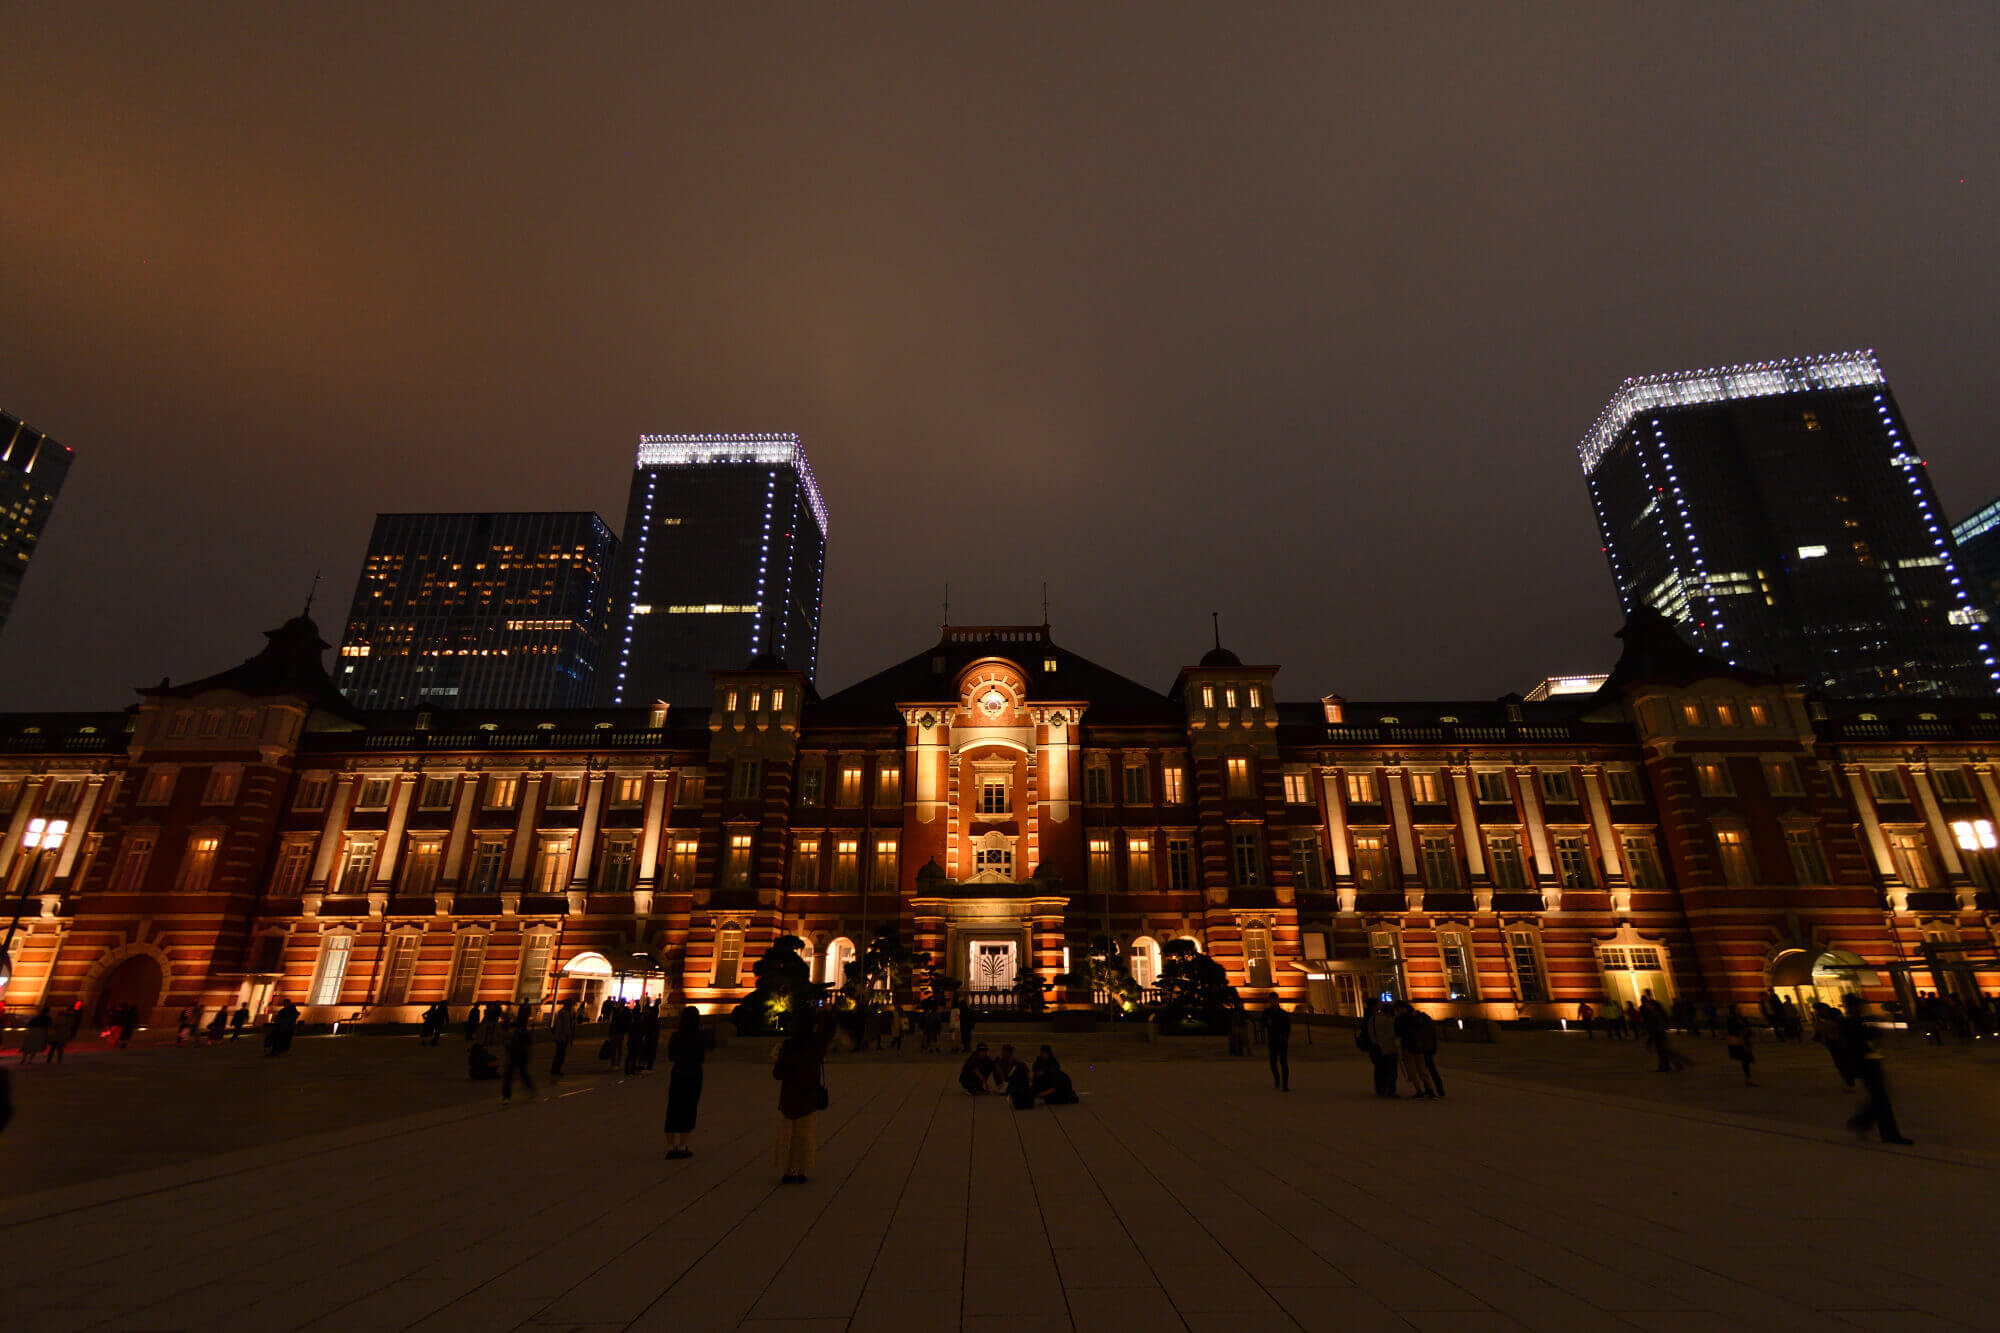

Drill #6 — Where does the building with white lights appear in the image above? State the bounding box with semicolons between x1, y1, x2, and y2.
0;406;73;639
335;512;618;710
4;607;1999;1033
1582;351;1997;698
1952;496;2000;628
601;434;827;707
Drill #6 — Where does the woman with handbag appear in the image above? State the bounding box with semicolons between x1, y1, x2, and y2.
773;1005;836;1183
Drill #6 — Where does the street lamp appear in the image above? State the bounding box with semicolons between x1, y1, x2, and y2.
0;816;69;995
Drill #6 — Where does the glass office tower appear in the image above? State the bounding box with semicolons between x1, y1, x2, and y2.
1952;497;2000;629
602;434;827;706
0;408;73;638
337;512;618;709
1581;351;1996;697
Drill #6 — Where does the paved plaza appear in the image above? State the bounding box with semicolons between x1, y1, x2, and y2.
5;1024;2000;1332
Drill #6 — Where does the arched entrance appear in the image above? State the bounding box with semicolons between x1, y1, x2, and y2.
94;954;163;1026
562;951;613;1014
1769;947;1873;1012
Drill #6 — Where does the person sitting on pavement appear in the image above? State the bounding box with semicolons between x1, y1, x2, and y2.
991;1043;1024;1088
1031;1046;1079;1105
958;1043;995;1094
1005;1060;1037;1109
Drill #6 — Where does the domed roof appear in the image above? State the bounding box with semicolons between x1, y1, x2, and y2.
1199;646;1242;668
745;652;790;671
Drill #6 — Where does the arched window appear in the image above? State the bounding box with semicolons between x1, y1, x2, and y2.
1129;936;1162;988
824;937;856;988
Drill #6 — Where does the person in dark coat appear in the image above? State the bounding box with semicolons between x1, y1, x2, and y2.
462;1003;480;1043
664;1007;705;1158
264;1000;299;1057
958;1043;994;1093
1725;1007;1757;1084
1005;1060;1037;1109
604;999;631;1068
1398;1001;1444;1097
773;1007;836;1182
205;1007;228;1041
549;998;577;1076
1262;997;1293;1091
1842;996;1912;1144
230;1003;249;1039
1031;1045;1079;1104
1361;999;1400;1097
47;1004;80;1062
501;1009;535;1102
991;1043;1024;1090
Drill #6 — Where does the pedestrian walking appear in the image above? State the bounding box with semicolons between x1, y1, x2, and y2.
550;998;577;1076
1725;1007;1757;1084
205;1007;228;1041
501;1009;536;1103
1262;996;1292;1091
1812;1000;1856;1088
1840;995;1912;1144
773;1006;836;1183
18;1006;51;1063
1620;1002;1639;1040
1399;1001;1444;1097
1361;999;1401;1097
47;1004;79;1063
1640;996;1690;1072
604;999;631;1069
264;1000;299;1057
920;1004;943;1053
664;1007;705;1158
176;1006;199;1046
462;1003;480;1043
230;1003;249;1039
1577;1000;1596;1039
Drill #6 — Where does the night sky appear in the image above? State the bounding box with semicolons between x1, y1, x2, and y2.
4;5;1998;712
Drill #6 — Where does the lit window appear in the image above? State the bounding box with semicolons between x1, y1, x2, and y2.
1681;701;1704;725
533;837;572;893
1283;771;1312;805
790;836;820;891
978;777;1009;816
176;834;222;892
676;772;706;808
772;687;785;711
1409;770;1441;803
1888;831;1935;889
1762;759;1802;796
749;689;762;712
402;839;443;896
1440;931;1477;1000
307;934;353;1006
713;927;744;988
1247;686;1262;709
140;767;178;806
1352;833;1391;888
877;766;901;805
833;839;859;891
1241;922;1273;987
873;837;898;888
1088;837;1113;890
1695;761;1732;796
666;838;698;889
1162;765;1186;804
1226;757;1253;798
1200;684;1215;708
726;833;753;887
1714;829;1754;885
1487;834;1526;889
1713;701;1738;727
485;776;519;809
837;764;863;807
1224;687;1238;709
1127;836;1153;891
446;933;487;1003
1747;700;1771;726
1951;819;1998;851
516;932;554;1003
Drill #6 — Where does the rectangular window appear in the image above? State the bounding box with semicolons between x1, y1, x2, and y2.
1124;762;1150;806
1933;768;1974;802
39;780;81;816
140;767;178;806
1681;701;1703;726
1785;828;1829;884
230;708;257;738
1226;757;1253;799
1290;831;1324;890
1247;686;1262;709
1762;759;1802;796
402;839;443;896
1242;924;1273;987
271;839;312;897
0;779;19;813
176;834;222;892
667;838;698;889
1951;818;1998;851
772;687;785;711
1487;834;1526;889
418;776;456;809
1539;769;1576;802
833;839;859;891
877;766;901;805
1353;833;1391;889
1621;835;1664;889
725;689;739;712
335;838;377;894
1088;837;1113;891
1127;836;1153;892
1421;833;1459;889
485;776;519;809
1509;931;1548;1002
675;772;705;807
533;838;572;893
194;767;238;807
294;774;330;811
1409;770;1442;804
1868;769;1905;802
356;778;392;810
1440;931;1477;1000
447;933;487;1003
1747;700;1771;725
1346;772;1378;804
1232;829;1262;884
1713;701;1738;727
1369;931;1404;1001
732;759;761;801
1167;836;1193;891
978;777;1009;816
748;688;762;713
713;928;744;988
1224;686;1238;709
380;933;419;1004
111;833;157;892
1606;769;1643;803
1888;831;1934;890
1474;771;1511;804
516;934;553;1003
1201;684;1215;708
791;836;820;891
547;776;582;808
1282;771;1312;805
1695;761;1732;796
469;839;507;892
837;764;863;807
308;935;352;1006
598;835;637;894
872;837;897;889
1715;829;1754;886
1554;834;1593;889
1085;762;1111;805
1162;764;1186;804
798;763;824;807
611;774;645;806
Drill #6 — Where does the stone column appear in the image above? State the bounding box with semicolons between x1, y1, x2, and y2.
52;775;108;882
1909;767;1973;907
307;775;357;891
374;775;415;889
571;773;606;895
1845;766;1905;911
1384;768;1421;911
1516;769;1557;906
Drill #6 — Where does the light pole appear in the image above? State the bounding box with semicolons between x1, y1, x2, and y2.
0;816;69;999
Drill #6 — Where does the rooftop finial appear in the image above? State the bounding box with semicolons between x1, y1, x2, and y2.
1042;581;1050;628
942;582;950;630
1211;610;1221;652
302;570;322;619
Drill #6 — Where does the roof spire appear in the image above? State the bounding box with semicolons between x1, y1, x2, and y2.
941;582;950;631
1042;581;1050;628
302;570;321;619
1211;611;1221;652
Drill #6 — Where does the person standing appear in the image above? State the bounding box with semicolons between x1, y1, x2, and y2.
957;999;976;1054
462;1003;480;1043
1725;1007;1757;1084
664;1007;705;1158
230;1002;249;1039
205;1007;228;1042
1577;1000;1595;1039
1400;1001;1444;1097
1393;1002;1440;1098
1640;996;1689;1072
604;999;631;1070
1362;999;1401;1098
47;1004;79;1063
550;998;577;1077
1842;996;1913;1145
265;1000;299;1057
501;1008;536;1103
1262;996;1292;1091
773;1006;836;1183
176;1006;198;1046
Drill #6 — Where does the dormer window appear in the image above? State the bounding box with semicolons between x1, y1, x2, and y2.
1043;657;1057;673
726;689;739;712
1201;684;1215;708
1247;686;1261;709
771;687;785;711
1224;687;1238;709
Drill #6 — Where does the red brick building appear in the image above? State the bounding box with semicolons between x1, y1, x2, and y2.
3;610;1996;1027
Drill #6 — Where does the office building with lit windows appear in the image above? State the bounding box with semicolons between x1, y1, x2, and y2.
601;434;827;707
335;511;618;709
1581;351;1998;697
0;407;74;637
1952;497;2000;627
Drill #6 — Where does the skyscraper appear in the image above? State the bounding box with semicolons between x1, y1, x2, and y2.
602;433;827;706
0;408;73;637
1951;496;2000;627
336;512;618;709
1580;351;1997;697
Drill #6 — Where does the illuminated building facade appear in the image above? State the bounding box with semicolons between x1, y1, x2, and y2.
0;407;73;637
602;434;827;707
335;512;617;710
6;608;2000;1031
1952;496;2000;627
1583;351;1997;697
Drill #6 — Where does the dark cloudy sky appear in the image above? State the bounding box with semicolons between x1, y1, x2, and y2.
4;4;1997;710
